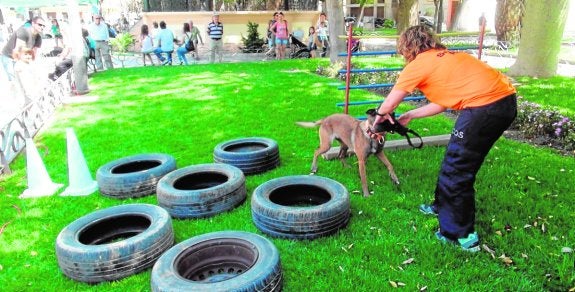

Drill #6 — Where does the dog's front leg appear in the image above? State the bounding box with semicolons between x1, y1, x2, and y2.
357;156;371;197
375;151;400;185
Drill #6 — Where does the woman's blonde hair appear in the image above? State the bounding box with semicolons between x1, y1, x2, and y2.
397;25;446;63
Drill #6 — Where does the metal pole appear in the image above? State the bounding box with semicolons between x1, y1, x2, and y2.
477;16;486;60
344;21;354;115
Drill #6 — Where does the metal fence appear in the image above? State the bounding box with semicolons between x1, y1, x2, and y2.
0;69;73;175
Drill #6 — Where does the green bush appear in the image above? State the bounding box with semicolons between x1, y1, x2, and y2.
110;33;135;53
241;22;265;53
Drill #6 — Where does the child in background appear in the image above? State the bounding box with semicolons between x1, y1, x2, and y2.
140;24;155;66
307;26;319;58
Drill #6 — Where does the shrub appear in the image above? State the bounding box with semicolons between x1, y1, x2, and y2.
241;22;265;53
110;33;135;53
511;97;575;151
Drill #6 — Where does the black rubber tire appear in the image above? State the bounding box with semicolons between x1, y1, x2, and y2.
55;204;174;284
151;231;282;292
96;153;177;199
213;137;280;175
251;175;351;240
156;163;247;219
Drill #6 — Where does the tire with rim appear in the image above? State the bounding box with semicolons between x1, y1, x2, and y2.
156;163;247;219
213;137;280;175
55;204;174;283
251;175;350;240
151;231;282;292
96;153;176;199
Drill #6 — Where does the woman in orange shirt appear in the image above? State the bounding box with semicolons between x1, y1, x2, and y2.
372;25;517;252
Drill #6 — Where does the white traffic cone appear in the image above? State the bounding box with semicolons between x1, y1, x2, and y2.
20;138;63;199
60;128;97;196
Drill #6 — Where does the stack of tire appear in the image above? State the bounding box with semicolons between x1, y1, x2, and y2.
150;231;283;291
213;137;280;175
55;204;174;283
96;153;176;199
155;164;247;219
251;175;351;240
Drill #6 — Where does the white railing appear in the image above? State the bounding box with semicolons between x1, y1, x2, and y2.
0;68;73;174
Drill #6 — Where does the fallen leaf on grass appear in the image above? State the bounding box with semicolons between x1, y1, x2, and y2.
389;281;405;288
522;253;528;258
499;254;513;265
561;247;573;253
482;244;496;259
402;258;414;265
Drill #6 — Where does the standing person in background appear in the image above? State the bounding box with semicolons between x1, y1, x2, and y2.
316;12;329;57
207;12;223;63
270;12;288;59
153;20;175;65
51;19;63;47
307;26;319;58
370;25;517;252
1;16;44;82
139;24;155;66
88;14;113;70
189;20;203;60
151;21;159;48
265;12;278;56
176;22;192;65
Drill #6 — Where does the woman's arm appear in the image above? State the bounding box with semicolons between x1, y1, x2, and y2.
397;103;446;126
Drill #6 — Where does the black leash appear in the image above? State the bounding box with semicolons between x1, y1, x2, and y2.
372;112;424;149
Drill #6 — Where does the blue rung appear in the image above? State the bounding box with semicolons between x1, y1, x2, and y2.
338;67;404;74
449;46;480;51
336;96;426;107
338;46;479;57
337;83;395;90
338;50;398;57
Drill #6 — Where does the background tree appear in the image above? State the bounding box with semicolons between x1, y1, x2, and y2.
494;0;524;44
395;0;418;33
508;0;569;77
326;0;344;63
432;0;444;33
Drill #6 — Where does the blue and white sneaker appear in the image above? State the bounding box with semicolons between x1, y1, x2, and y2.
435;231;481;253
419;204;438;216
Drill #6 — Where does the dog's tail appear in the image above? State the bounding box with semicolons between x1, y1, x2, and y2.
295;120;322;128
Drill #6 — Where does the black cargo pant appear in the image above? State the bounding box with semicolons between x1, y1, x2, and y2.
436;93;517;240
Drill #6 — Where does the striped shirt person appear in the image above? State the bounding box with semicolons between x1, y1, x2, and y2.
207;13;223;63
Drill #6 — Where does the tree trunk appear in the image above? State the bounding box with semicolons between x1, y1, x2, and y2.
326;0;344;64
433;0;444;33
396;0;419;34
494;0;524;43
508;0;569;77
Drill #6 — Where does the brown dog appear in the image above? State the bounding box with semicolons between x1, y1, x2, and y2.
296;109;400;197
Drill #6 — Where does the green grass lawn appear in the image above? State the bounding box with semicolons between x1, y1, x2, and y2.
0;59;574;291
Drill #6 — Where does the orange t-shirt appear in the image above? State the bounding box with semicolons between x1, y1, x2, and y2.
393;49;516;110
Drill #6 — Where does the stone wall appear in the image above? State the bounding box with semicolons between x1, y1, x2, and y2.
141;11;321;45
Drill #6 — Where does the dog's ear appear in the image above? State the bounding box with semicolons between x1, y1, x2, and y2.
365;108;376;116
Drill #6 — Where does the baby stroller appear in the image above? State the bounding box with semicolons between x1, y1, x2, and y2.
289;34;311;59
